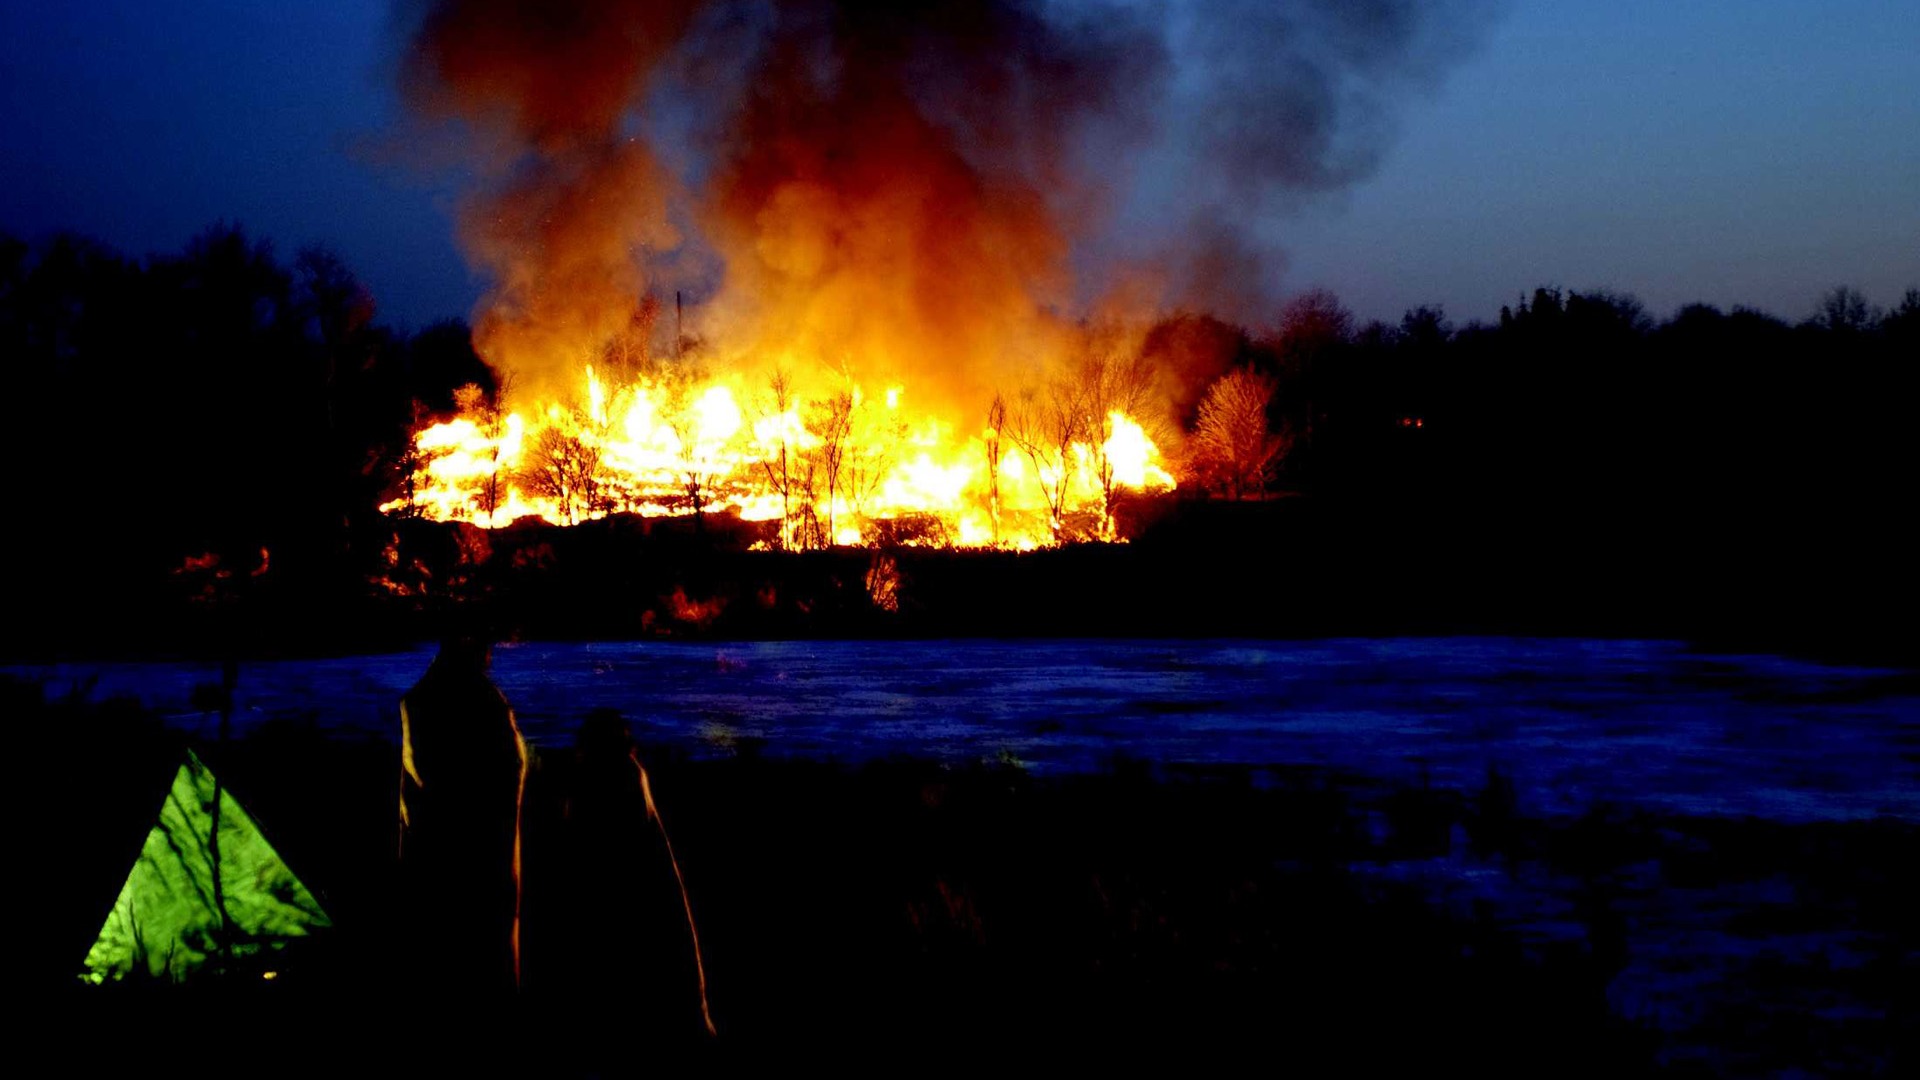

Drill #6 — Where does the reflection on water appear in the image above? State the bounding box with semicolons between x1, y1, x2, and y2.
11;637;1917;822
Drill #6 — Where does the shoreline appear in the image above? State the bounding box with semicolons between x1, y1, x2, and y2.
6;498;1913;669
24;679;1915;1071
6;625;1912;671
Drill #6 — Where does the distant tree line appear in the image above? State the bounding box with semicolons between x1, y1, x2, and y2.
0;225;492;605
1151;284;1918;534
2;223;1913;579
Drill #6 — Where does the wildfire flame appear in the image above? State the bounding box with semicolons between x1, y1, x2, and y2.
387;359;1175;549
384;1;1480;549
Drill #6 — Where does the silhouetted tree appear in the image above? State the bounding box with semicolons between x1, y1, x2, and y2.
1138;312;1261;428
1399;305;1453;349
522;427;601;525
408;320;496;416
1276;288;1354;358
1266;289;1353;479
1883;288;1920;346
1815;285;1877;333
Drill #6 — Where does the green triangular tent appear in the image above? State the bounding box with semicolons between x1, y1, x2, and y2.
81;750;332;984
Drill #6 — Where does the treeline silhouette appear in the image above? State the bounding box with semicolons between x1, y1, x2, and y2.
1;224;1913;656
1163;284;1919;516
1149;286;1916;659
0;225;494;647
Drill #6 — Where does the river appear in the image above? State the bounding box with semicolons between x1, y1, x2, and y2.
13;636;1916;823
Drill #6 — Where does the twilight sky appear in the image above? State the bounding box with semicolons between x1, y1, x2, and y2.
2;0;1915;331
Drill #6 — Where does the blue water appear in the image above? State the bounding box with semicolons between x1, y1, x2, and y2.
13;637;1917;823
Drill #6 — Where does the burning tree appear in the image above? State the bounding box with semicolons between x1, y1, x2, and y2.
395;345;1179;548
1190;367;1284;500
1004;381;1085;543
452;381;514;523
984;394;1007;545
843;389;907;527
806;388;855;543
755;368;814;550
662;367;741;527
522;427;602;525
1070;339;1160;540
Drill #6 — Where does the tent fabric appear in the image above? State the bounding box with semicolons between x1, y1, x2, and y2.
81;750;331;984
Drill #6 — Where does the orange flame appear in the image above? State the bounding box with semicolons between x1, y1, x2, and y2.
388;360;1175;548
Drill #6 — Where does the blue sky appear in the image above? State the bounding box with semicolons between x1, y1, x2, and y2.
1278;1;1920;324
2;1;1915;329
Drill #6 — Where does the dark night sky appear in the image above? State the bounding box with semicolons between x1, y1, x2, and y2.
3;1;1916;330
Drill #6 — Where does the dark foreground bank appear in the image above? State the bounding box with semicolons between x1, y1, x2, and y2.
8;496;1918;667
20;678;1916;1074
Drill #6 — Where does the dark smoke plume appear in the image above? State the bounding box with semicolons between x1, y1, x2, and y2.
397;0;1497;396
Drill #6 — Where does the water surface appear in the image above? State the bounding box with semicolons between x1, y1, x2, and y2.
14;637;1916;823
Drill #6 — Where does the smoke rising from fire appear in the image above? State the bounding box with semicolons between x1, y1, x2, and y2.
398;0;1495;402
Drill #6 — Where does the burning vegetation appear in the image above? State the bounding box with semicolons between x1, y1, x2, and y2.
379;0;1488;547
14;1;1914;660
386;339;1178;548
